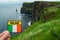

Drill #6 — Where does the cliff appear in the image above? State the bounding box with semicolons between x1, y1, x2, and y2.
21;1;60;23
21;2;33;15
11;2;60;40
11;8;60;40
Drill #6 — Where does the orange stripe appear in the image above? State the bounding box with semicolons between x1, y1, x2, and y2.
17;25;22;32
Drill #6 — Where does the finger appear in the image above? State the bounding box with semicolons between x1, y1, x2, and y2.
5;34;10;40
0;31;6;37
0;30;10;40
6;37;10;40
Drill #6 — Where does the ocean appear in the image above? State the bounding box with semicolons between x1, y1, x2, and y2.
0;3;31;36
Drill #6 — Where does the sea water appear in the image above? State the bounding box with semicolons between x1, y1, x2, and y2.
0;3;31;36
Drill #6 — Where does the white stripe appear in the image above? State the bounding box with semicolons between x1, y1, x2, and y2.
13;25;17;32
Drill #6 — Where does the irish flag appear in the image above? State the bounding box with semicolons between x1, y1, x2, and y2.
8;20;22;33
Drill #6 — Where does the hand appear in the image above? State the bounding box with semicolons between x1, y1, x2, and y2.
0;30;10;40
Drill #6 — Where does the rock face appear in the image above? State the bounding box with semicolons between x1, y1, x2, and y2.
32;1;56;23
21;2;33;15
21;1;60;24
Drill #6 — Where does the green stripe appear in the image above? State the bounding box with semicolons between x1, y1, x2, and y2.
8;25;12;32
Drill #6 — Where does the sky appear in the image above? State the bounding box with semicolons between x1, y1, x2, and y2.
0;0;60;4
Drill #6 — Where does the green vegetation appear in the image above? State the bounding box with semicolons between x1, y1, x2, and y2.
11;3;60;40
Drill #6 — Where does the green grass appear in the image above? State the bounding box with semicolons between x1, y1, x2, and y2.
11;7;60;40
11;19;60;40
